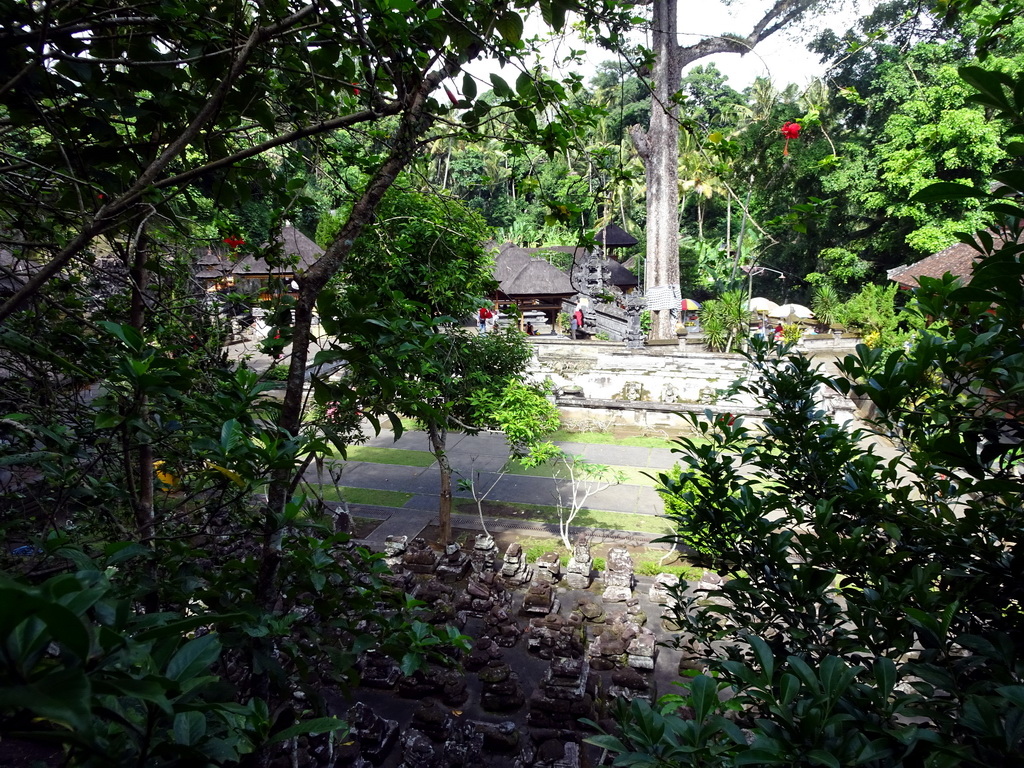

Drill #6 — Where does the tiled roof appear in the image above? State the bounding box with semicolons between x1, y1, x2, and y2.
886;229;1023;289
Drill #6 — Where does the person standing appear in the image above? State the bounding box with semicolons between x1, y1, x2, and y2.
572;308;584;339
478;305;492;334
569;311;579;340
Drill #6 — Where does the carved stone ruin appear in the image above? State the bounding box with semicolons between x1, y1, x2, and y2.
527;613;586;660
521;580;559;617
623;291;646;349
649;572;680;603
412;580;461;628
358;650;401;690
626;625;658;671
499;541;533;588
436;542;471;581
402;537;439;574
479;660;526;712
383;534;408;570
607;666;655;703
573;594;605;624
399;728;442;768
398;666;467;706
469;533;498;573
625;596;647;626
601;546;635;602
528;656;597;728
347;700;399;765
533;550;562;585
455;569;510;617
464;636;504;672
482;602;522;648
565;534;593;589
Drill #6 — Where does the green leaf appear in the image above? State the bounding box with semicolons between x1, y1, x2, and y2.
748;635;775;680
94;411;124;429
98;321;144;351
461;73;477;101
268;716;348;744
689;674;718;723
489;74;513;99
166;633;221;682
0;668;93;732
910;182;986;203
174;711;207;746
495;11;523;44
807;748;841;768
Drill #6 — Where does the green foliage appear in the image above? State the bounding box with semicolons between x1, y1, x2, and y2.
837;282;902;347
781;323;803;345
811;283;841;326
698;290;750;352
598;59;1024;758
265;363;290;381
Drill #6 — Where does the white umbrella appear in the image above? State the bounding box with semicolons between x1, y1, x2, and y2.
772;303;814;319
747;296;781;314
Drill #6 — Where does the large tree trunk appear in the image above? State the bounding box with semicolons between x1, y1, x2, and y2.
630;0;820;340
629;0;682;341
427;420;453;546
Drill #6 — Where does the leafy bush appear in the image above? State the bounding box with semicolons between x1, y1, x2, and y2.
265;363;290;381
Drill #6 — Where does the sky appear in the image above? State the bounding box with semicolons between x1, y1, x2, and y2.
468;0;868;93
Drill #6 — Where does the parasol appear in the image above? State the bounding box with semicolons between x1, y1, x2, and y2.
772;303;814;320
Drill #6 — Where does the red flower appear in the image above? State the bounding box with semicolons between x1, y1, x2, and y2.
351;82;360;96
444;86;458;105
223;235;245;250
780;122;801;155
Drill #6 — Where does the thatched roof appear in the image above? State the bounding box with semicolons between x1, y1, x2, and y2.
595;223;638;248
231;225;324;277
495;245;573;296
603;258;639;288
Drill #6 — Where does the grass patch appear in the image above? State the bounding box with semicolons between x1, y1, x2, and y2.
318;486;413;507
548;429;680;449
337;445;435;467
504;459;659;488
454;499;672;535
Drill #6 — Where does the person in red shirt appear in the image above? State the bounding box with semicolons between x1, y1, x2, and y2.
478;306;493;334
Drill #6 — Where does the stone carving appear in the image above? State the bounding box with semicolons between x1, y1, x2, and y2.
499;542;533;587
626;625;658;670
625;596;647;626
436;542;471;581
347;700;399;765
399;728;442;768
623;292;646;349
455;569;510;617
465;636;504;672
521;580;559;616
412;580;461;628
528;656;597;728
483;603;522;647
587;613;652;671
565;534;593;589
358;650;401;689
661;382;679;403
479;660;526;712
602;546;635;602
649;572;681;603
402;537;439;574
608;666;655;703
533;550;562;584
469;533;498;573
398;666;466;704
527;614;585;660
383;534;408;570
574;594;605;624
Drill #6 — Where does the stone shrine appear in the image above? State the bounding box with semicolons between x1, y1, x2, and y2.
527;613;586;660
455;569;510;617
601;546;635;602
527;656;598;728
479;660;526;712
565;534;594;589
436;542;471;581
533;550;561;584
402;537;439;574
347;700;399;765
499;541;533;587
469;533;498;573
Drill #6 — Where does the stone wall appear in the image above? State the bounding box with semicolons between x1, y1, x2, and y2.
526;339;858;430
